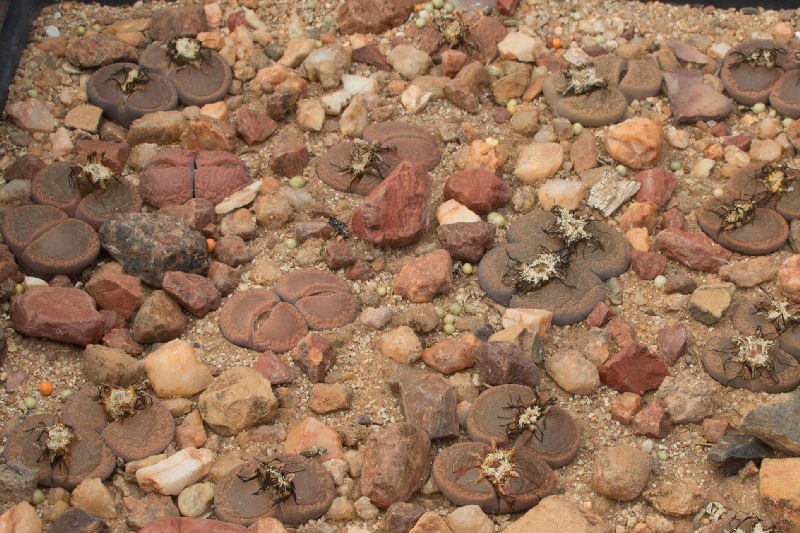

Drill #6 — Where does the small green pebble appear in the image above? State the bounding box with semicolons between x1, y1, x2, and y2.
487;212;498;223
27;89;39;98
443;314;455;325
615;165;627;176
594;35;606;45
323;14;334;24
14;283;24;295
60;389;74;401
285;238;298;249
783;117;794;128
376;286;387;297
435;306;445;318
752;102;766;114
415;17;426;28
31;489;44;505
443;2;454;13
307;0;317;8
24;397;37;410
314;40;323;48
455;293;465;303
491;214;506;228
462;263;473;275
289;175;307;188
571;12;582;20
506;100;517;115
654;275;667;289
433;0;444;8
449;303;463;315
92;23;102;32
670;161;681;171
768;109;777;118
443;323;456;335
76;26;86;35
572;123;583;135
657;450;668;461
423;2;434;10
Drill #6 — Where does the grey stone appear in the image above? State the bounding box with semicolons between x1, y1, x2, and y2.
740;389;800;455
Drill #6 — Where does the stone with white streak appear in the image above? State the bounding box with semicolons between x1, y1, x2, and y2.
136;447;214;495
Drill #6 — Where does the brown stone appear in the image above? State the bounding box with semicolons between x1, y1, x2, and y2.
759;458;800;533
635;168;676;208
444;62;489;113
84;271;142;319
11;287;104;346
610;392;642;425
4;154;45;181
66;33;136;68
422;339;474;374
175;410;207;449
102;328;144;356
132;290;187;344
352;45;391;71
570;131;598;173
309;383;352;414
652;228;731;273
599;342;669;395
235;108;278;145
632;402;671;438
269;135;309;177
657;324;688;365
162;271;221;318
323;241;356;270
394;249;452;303
630;250;667;280
148;5;208;41
394;367;458;439
702;418;729;444
443;168;511;215
206;261;240;296
587;301;613;328
472;341;541;388
336;0;415;35
181;115;236;152
213;235;252;267
252;350;294;385
295;333;336;383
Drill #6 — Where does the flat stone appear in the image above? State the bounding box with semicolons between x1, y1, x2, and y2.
162;271;221;317
64;104;103;132
422;340;474;375
592;445;651;501
514;142;563;184
630;251;667;280
759;458;800;532
386;502;427;533
6;99;55;133
11;287;104;346
504;495;597;533
741;389;800;455
252;350;294;385
708;433;771;476
375;325;423;365
235;108;278;145
66;33;136;68
198;367;277;436
634;168;676;207
148;5;207;41
545;349;600;395
136;447;214;496
394;249;452;303
181;115;236;152
443;169;511;215
643;481;705;518
663;69;734;123
652;228;731;273
128;111;187;146
689;283;734;325
599;342;669;394
610;392;642;425
719;256;778;288
309;383;352;414
284;417;344;462
394;367;458;439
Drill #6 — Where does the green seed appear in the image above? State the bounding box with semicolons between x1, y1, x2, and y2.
289;175;307;188
487;212;498;223
455;293;465;303
314;40;323;48
415;17;426;28
783;117;794;128
24;397;37;410
323;14;334;24
376;286;387;297
443;314;455;325
506;100;517;115
443;323;456;335
31;489;44;505
615;165;627;176
491;214;506;228
76;26;86;35
657;450;668;461
423;2;434;10
670;161;681;171
92;23;102;32
571;12;582;20
768;109;777;118
449;303;463;315
285;238;298;249
572;123;583;135
462;263;473;275
307;0;317;8
27;89;39;98
432;0;444;8
435;306;445;318
594;36;606;45
14;283;24;295
752;102;766;114
443;2;454;13
654;275;667;289
60;389;74;401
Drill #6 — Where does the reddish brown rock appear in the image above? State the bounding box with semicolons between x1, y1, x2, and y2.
496;0;519;15
140;149;195;208
235;108;278;145
252;350;294;385
657;324;688;365
660;208;686;230
664;274;696;295
607;317;636;347
630;250;667;280
124;493;179;530
351;161;431;248
723;135;751;152
444;62;489;114
269;135;309;177
206;260;240;296
4;154;45;181
394;367;458;439
139;517;246;533
295;333;336;383
570;131;598;173
360;422;431;508
469;15;507;64
162;271;221;318
75;140;131;174
652;227;731;273
336;0;415;35
226;12;247;32
394;250;452;303
11;287;104;346
181;115;236;152
84;271;142;319
346;260;375;281
132;290;187;344
472;341;541;388
385;503;426;533
610;392;642;425
266;89;302;121
148;5;208;41
0;243;23;288
294;219;334;244
599;342;669;394
632;402;671;438
441;50;468;78
634;168;676;208
702;418;729;443
323;241;356;270
352;45;391;71
587;301;614;328
422;339;474;374
102;328;144;356
436;222;495;264
159;198;215;233
66;33;136;68
443;168;511;215
213;235;252;267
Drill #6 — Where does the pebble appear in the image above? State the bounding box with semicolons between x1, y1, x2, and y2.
497;32;545;62
741;389;800;455
394;366;458;439
514;142;563;183
688;283;734;325
537;179;585;210
708;433;771;476
393;249;453;303
6;99;56;132
778;254;800;302
606;119;663;169
759;458;800;532
375;326;423;364
446;505;493;533
136;447;214;496
144;340;213;398
718;256;778;288
387;45;431;79
437;199;481;225
505;495;593;533
749;139;782;162
544;349;600;395
177;483;215;518
0;502;43;532
592;445;652;501
198;367;277;436
656;376;718;424
599;342;669;394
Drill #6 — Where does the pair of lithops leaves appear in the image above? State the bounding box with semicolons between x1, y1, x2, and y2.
317;122;440;195
432;384;579;513
3;384;174;489
478;208;630;325
87;38;232;126
702;292;800;393
696;163;799;255
721;39;800;118
542;54;662;127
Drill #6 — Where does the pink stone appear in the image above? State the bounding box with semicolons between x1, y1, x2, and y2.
657;324;688;365
610;392;642;424
599;342;669;394
634;168;676;207
652;227;731;273
422;340;474;374
630;250;667;280
660;208;685;230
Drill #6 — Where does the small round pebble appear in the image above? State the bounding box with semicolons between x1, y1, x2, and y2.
24;397;37;410
449;303;463;315
657;450;668;461
571;12;582;20
91;23;102;32
572;123;584;135
31;489;44;505
712;187;724;197
443;314;455;325
462;263;473;275
307;0;317;8
506;100;517;115
653;275;666;289
752;102;766;114
285;238;298;249
45;25;60;38
670;161;681;171
491;214;506;228
616;165;627;176
768;109;777;118
376;286;387;297
595;36;606;45
443;323;456;335
289;175;307;188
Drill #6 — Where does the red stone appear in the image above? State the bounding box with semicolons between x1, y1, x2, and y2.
324;241;356;270
657;323;688;365
266;89;301;121
443;168;510;215
139;517;247;533
710;123;730;137
213;235;252;267
75;140;131;173
599;342;669;394
701;418;729;443
226;12;247;32
346;259;375;281
652;227;731;273
436;222;495;263
660;208;685;230
84;271;142;319
294;219;334;244
100;309;125;331
235;108;278;145
336;0;415;35
587;301;614;328
162;271;222;318
0;244;23;286
48;275;72;288
181;115;236;153
496;0;519;15
159;198;216;232
632;402;671;438
148;5;207;41
269;135;309;177
253;350;295;385
102;328;144;355
194;151;251;205
444;62;489;114
4;154;45;181
393;249;452;303
630;250;667;280
664;274;696;294
11;287;104;346
351;161;431;248
722;135;751;152
206;261;240;296
441;50;468;78
352;45;391;71
607;317;635;346
295;333;336;383
610;392;642;425
570;132;598;173
634;168;676;208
